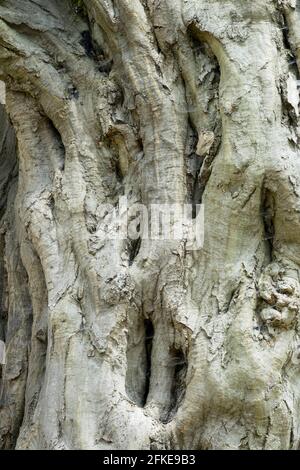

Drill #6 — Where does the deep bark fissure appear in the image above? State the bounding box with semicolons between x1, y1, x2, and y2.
143;318;154;407
125;316;154;409
185;26;222;206
261;188;275;262
162;347;187;424
128;236;141;266
0;233;7;354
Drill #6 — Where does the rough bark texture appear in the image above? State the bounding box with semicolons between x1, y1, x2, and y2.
1;0;300;450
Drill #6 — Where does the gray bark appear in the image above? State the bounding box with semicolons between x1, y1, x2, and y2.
1;0;300;450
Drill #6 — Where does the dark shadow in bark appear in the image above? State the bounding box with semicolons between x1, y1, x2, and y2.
0;104;34;449
128;237;141;266
0;104;16;378
80;29;113;74
280;11;300;132
115;157;123;183
161;347;187;423
185;27;222;209
0;233;8;380
143;319;154;406
23;247;48;426
184;117;200;216
0;241;33;450
47;118;66;172
98;59;113;75
0;105;18;220
261;188;275;261
80;30;96;58
125;317;154;408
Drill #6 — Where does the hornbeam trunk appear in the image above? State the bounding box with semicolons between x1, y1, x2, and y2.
1;0;300;450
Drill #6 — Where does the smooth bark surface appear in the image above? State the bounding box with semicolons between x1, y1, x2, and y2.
1;0;300;450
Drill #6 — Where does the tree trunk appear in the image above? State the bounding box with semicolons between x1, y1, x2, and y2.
1;0;300;450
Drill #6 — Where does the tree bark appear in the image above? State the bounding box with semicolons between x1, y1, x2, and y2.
1;0;300;450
